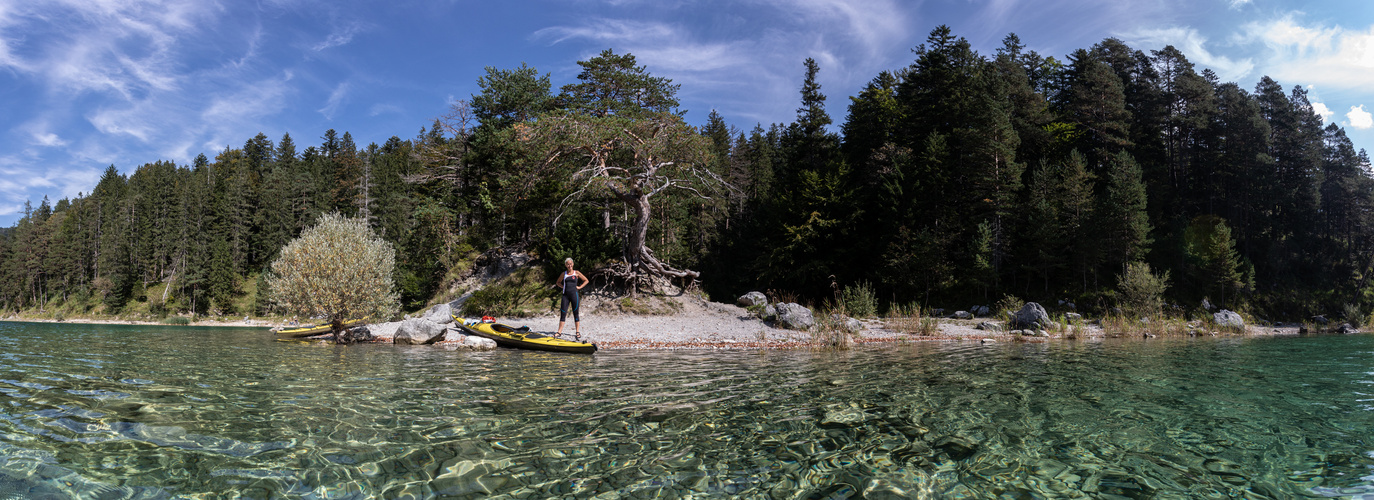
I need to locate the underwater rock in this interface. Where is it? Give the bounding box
[933,436,979,461]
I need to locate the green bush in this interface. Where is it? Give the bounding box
[161,316,191,325]
[1117,262,1170,317]
[839,281,878,318]
[995,295,1024,320]
[1344,303,1363,328]
[462,268,547,318]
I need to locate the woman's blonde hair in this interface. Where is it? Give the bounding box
[564,257,574,266]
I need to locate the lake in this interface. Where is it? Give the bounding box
[0,321,1371,498]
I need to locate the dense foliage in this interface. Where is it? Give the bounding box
[2,27,1371,320]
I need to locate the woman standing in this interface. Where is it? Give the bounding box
[552,258,589,340]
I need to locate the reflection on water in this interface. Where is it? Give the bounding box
[1,321,1373,498]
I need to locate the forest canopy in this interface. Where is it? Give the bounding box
[1,26,1370,321]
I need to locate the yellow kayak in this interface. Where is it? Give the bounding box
[276,318,367,338]
[452,315,597,354]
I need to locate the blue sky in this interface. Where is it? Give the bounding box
[2,0,1372,226]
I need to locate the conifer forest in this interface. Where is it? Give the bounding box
[2,27,1371,321]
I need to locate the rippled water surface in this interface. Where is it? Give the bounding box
[2,322,1374,498]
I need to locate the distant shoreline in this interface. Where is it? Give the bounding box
[1,316,276,328]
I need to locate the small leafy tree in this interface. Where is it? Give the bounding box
[1117,261,1170,318]
[268,213,398,344]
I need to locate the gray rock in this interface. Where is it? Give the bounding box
[1337,323,1357,334]
[1213,309,1245,330]
[830,314,863,333]
[761,304,777,321]
[970,305,990,317]
[368,321,403,340]
[395,318,447,345]
[975,321,1003,331]
[464,335,498,350]
[1065,312,1082,321]
[1201,298,1216,311]
[931,308,945,316]
[774,303,814,330]
[1313,315,1329,325]
[953,310,973,320]
[421,303,454,324]
[737,291,768,307]
[441,328,498,349]
[345,326,375,343]
[1010,302,1050,330]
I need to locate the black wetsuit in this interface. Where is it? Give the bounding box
[560,272,580,322]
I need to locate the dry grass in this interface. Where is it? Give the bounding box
[886,303,940,336]
[1100,314,1193,337]
[811,311,854,350]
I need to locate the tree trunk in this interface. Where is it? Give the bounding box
[617,193,699,287]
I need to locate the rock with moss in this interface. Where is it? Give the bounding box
[1213,310,1244,330]
[737,291,767,307]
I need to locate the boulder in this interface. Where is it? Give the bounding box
[760,304,778,321]
[1010,302,1050,330]
[395,318,447,345]
[774,303,814,330]
[737,291,768,307]
[1337,323,1358,334]
[953,311,973,320]
[970,305,990,317]
[830,314,863,333]
[421,303,454,324]
[367,321,403,340]
[345,326,375,343]
[464,335,498,350]
[1201,298,1216,311]
[442,328,498,349]
[975,321,1003,332]
[931,308,945,317]
[1065,312,1082,322]
[1213,310,1245,330]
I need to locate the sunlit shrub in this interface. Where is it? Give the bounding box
[268,213,399,343]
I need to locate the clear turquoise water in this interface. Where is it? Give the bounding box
[1,322,1373,498]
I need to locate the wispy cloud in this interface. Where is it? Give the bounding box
[368,103,403,117]
[312,21,366,51]
[1121,27,1255,82]
[319,81,350,119]
[533,0,913,127]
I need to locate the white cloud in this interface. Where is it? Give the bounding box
[1121,27,1255,82]
[312,22,367,51]
[1312,102,1336,123]
[763,0,907,57]
[318,82,350,120]
[368,103,403,117]
[1240,15,1374,90]
[1229,0,1252,8]
[1349,105,1373,129]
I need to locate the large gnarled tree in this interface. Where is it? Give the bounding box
[520,50,728,287]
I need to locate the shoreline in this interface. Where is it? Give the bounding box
[1,316,273,328]
[3,300,1314,349]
